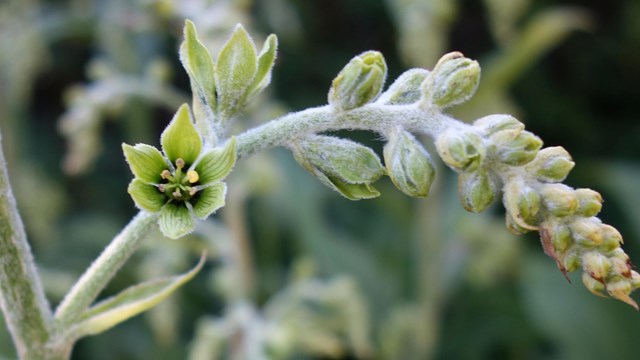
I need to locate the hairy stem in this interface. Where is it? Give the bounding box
[54,211,158,326]
[0,132,54,359]
[234,103,456,159]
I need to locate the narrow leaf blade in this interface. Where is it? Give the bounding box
[69,254,206,339]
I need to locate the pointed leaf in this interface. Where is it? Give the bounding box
[193,182,226,219]
[325,175,380,200]
[159,202,194,239]
[122,143,167,183]
[69,254,206,339]
[246,34,278,99]
[127,179,165,212]
[161,104,202,165]
[179,20,216,108]
[215,24,257,115]
[196,137,236,184]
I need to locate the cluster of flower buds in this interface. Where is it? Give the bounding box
[439,111,640,308]
[316,48,639,307]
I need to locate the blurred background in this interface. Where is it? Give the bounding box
[1,0,640,359]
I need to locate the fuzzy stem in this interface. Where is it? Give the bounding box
[54,211,158,326]
[0,132,54,359]
[234,103,457,159]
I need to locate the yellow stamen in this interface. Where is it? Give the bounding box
[189,187,197,196]
[172,190,182,199]
[161,169,171,179]
[186,170,199,183]
[176,158,185,169]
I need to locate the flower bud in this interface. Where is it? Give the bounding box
[600,224,623,252]
[383,128,435,197]
[503,181,541,229]
[506,213,530,235]
[606,279,638,309]
[473,114,524,137]
[563,249,581,272]
[582,251,611,281]
[490,129,543,166]
[292,135,385,200]
[574,188,602,217]
[526,146,575,183]
[329,51,387,111]
[582,272,606,297]
[377,68,429,105]
[570,217,603,248]
[458,169,498,213]
[610,256,632,278]
[435,128,485,172]
[547,222,573,253]
[539,184,578,217]
[422,52,480,108]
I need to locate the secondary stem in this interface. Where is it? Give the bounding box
[54,211,158,326]
[234,103,454,159]
[0,132,54,359]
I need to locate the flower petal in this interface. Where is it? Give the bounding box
[159,202,194,239]
[122,143,167,183]
[161,104,202,166]
[192,182,226,219]
[195,137,236,184]
[127,179,165,212]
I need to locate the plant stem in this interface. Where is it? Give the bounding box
[234,103,456,159]
[54,211,158,326]
[0,132,54,359]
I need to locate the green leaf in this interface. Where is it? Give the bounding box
[122,143,167,183]
[196,137,237,184]
[127,179,165,212]
[215,24,257,116]
[161,104,202,166]
[325,175,380,200]
[68,254,205,339]
[179,20,216,108]
[246,34,278,99]
[192,182,226,219]
[159,202,194,239]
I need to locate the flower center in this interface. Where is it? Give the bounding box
[157,158,201,202]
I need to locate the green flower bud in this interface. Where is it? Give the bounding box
[435,128,485,172]
[610,256,632,278]
[329,51,387,111]
[563,249,581,272]
[574,188,603,217]
[423,52,480,108]
[489,129,543,166]
[606,279,638,309]
[582,251,611,282]
[582,272,606,297]
[506,212,530,235]
[525,147,575,183]
[377,68,429,105]
[540,184,578,217]
[570,217,603,248]
[600,224,623,253]
[473,114,524,137]
[503,181,541,229]
[383,128,435,198]
[543,220,572,253]
[458,169,498,213]
[293,135,385,200]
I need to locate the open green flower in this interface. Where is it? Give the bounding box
[122,104,236,239]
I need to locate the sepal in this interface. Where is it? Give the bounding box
[122,143,167,183]
[161,104,202,165]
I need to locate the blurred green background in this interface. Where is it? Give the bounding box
[1,0,639,359]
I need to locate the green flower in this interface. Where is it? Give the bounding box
[122,104,236,239]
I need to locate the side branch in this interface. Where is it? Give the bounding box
[234,104,454,159]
